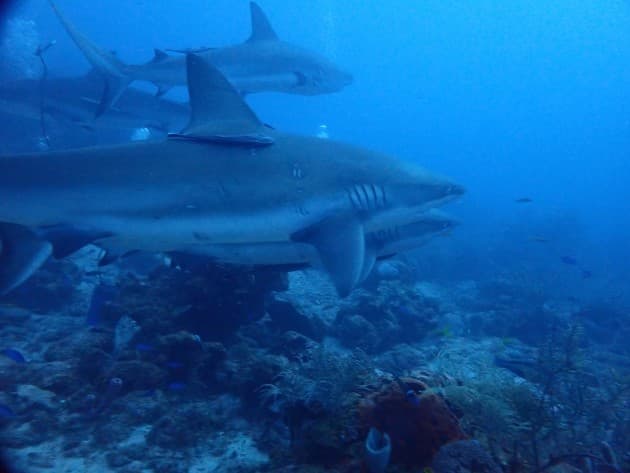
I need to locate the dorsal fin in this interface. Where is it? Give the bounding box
[171,54,273,145]
[247,2,278,42]
[149,48,169,63]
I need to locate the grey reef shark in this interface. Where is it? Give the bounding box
[0,54,464,297]
[48,0,354,116]
[0,70,190,136]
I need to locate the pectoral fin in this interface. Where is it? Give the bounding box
[36,224,113,259]
[0,223,52,296]
[358,252,377,285]
[154,83,172,97]
[292,215,365,297]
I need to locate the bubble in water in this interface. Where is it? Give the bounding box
[316,124,329,139]
[130,127,151,141]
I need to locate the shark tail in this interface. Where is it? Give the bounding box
[0,223,52,296]
[49,0,132,116]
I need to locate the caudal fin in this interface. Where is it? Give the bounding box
[0,223,52,296]
[48,0,131,116]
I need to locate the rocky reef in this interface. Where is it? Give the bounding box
[0,251,628,473]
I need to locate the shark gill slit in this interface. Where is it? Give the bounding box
[356,185,369,210]
[347,188,361,211]
[369,184,380,208]
[359,184,372,210]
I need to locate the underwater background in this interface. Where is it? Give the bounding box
[1,1,629,472]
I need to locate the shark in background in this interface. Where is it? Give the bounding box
[0,54,463,297]
[49,1,353,116]
[176,209,458,284]
[0,70,190,152]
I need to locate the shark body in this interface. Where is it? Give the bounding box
[50,1,353,115]
[0,55,462,296]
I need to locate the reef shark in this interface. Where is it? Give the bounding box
[193,210,457,283]
[0,54,463,297]
[49,1,353,115]
[0,71,189,136]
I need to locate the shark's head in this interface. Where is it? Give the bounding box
[368,210,458,258]
[398,210,459,239]
[361,157,465,229]
[289,50,354,95]
[297,138,465,228]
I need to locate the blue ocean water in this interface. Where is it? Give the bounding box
[0,1,629,472]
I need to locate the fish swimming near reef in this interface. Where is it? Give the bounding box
[0,54,463,297]
[49,0,353,115]
[1,348,26,363]
[0,404,16,419]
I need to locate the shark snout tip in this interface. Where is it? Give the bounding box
[448,183,466,196]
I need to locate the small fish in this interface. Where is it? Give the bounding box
[165,361,185,370]
[135,343,155,353]
[582,269,593,279]
[398,306,414,317]
[0,404,16,419]
[528,235,549,243]
[561,256,578,265]
[515,197,533,203]
[167,382,187,391]
[1,348,26,363]
[172,305,193,317]
[405,389,421,407]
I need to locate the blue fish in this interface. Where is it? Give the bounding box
[561,256,578,266]
[398,306,414,317]
[0,404,16,419]
[405,389,421,407]
[135,343,155,353]
[1,348,26,363]
[165,361,185,370]
[86,283,118,327]
[167,382,187,391]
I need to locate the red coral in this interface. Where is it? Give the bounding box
[359,377,466,468]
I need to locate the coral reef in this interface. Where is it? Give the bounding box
[431,440,501,473]
[358,376,467,468]
[0,261,628,473]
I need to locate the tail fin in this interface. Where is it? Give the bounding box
[48,0,131,116]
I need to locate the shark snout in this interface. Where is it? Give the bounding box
[447,183,466,197]
[341,71,353,87]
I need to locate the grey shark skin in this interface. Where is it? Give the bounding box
[0,55,463,297]
[0,72,189,135]
[49,1,353,115]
